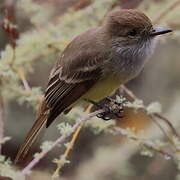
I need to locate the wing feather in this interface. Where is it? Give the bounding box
[44,27,107,127]
[45,68,102,127]
[15,27,107,163]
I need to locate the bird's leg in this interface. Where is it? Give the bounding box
[84,98,111,120]
[84,97,126,120]
[105,97,125,118]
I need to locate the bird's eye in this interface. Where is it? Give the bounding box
[128,29,138,37]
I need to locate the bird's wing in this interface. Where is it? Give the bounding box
[15,28,106,163]
[45,67,102,128]
[45,53,104,127]
[45,28,107,127]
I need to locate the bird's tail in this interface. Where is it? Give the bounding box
[15,99,49,164]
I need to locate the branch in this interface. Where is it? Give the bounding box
[112,127,173,159]
[13,68,31,94]
[121,85,179,138]
[153,113,179,138]
[19,110,103,177]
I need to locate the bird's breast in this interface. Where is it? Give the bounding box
[110,39,154,83]
[82,74,122,102]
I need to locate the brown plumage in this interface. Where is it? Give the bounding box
[15,27,105,163]
[15,9,172,163]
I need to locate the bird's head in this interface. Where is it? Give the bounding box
[105,9,172,47]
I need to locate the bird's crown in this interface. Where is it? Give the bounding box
[107,9,153,29]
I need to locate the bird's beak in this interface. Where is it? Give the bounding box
[150,27,173,36]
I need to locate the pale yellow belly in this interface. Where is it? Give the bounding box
[83,75,122,101]
[73,74,123,107]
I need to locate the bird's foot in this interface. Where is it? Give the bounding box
[84,96,126,120]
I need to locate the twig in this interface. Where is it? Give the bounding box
[149,114,171,141]
[52,104,94,178]
[153,0,180,24]
[149,114,179,153]
[112,127,173,159]
[2,7,30,94]
[154,113,179,138]
[9,45,16,67]
[2,8,19,66]
[121,85,138,100]
[19,110,103,177]
[121,85,179,138]
[13,68,31,93]
[52,124,83,179]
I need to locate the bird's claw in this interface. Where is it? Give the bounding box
[84,97,126,120]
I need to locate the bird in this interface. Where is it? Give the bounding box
[15,9,172,163]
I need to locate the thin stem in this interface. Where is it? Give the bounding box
[20,110,103,177]
[121,85,138,100]
[9,47,16,67]
[149,114,171,141]
[113,127,173,159]
[154,113,179,138]
[52,104,94,178]
[121,85,179,138]
[52,124,83,179]
[14,68,31,93]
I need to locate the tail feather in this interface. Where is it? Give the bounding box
[15,100,49,164]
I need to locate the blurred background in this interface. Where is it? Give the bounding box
[0,0,180,179]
